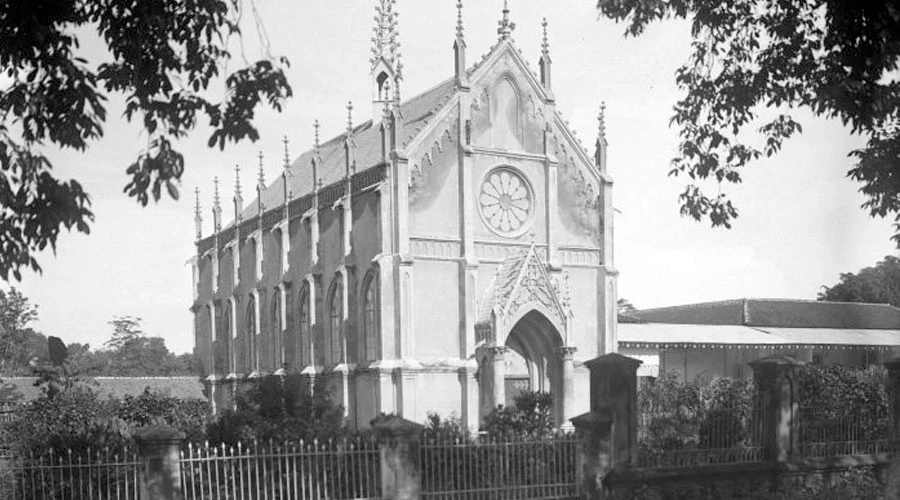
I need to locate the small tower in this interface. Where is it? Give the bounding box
[539,18,552,92]
[497,0,515,40]
[257,151,266,214]
[212,177,222,232]
[371,0,401,119]
[454,0,468,88]
[233,164,243,223]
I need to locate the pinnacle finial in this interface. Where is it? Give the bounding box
[234,164,242,196]
[313,119,320,152]
[257,151,265,187]
[598,102,607,142]
[346,101,354,135]
[382,82,392,122]
[541,18,549,56]
[282,135,291,170]
[498,0,515,39]
[194,187,203,240]
[371,0,401,70]
[213,176,222,231]
[213,177,220,207]
[456,0,464,40]
[194,187,201,216]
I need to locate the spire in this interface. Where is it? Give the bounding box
[371,0,401,69]
[256,151,266,212]
[346,101,356,176]
[539,17,552,91]
[598,102,607,144]
[454,0,468,88]
[234,164,243,221]
[194,187,203,241]
[212,177,222,232]
[497,0,515,40]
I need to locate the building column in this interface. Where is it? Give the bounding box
[489,346,508,410]
[558,346,577,427]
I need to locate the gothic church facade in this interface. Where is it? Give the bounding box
[191,0,618,429]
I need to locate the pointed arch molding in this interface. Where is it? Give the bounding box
[475,245,573,347]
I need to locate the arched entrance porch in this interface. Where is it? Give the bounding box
[478,308,576,426]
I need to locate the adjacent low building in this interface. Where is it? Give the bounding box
[618,298,900,380]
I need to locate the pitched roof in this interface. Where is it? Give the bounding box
[629,298,900,330]
[236,78,458,222]
[0,377,206,405]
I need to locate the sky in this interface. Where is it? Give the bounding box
[9,0,896,354]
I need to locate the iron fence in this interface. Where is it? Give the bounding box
[180,438,381,500]
[0,447,141,500]
[636,388,768,468]
[797,404,892,458]
[419,433,578,500]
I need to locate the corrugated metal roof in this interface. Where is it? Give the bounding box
[618,323,900,348]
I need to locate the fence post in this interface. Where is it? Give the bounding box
[583,353,642,466]
[372,415,424,500]
[571,409,613,500]
[749,354,803,463]
[134,425,186,500]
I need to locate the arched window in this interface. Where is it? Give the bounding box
[363,276,379,361]
[223,301,233,373]
[246,294,257,372]
[298,286,310,368]
[329,281,343,364]
[272,289,283,370]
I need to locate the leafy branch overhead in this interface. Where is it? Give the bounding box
[596,0,900,237]
[0,0,292,280]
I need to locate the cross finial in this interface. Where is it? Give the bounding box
[498,0,515,39]
[541,17,549,56]
[456,0,464,40]
[346,101,354,135]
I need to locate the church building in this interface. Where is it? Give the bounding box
[190,0,618,430]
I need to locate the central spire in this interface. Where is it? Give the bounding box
[497,0,515,40]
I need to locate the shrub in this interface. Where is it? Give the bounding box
[481,390,555,439]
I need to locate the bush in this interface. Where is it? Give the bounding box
[481,391,555,439]
[205,374,347,446]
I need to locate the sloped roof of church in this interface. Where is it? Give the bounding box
[235,77,457,222]
[477,251,530,326]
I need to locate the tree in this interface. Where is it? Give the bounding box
[0,0,292,280]
[596,0,900,239]
[618,298,637,314]
[818,255,900,306]
[0,287,47,374]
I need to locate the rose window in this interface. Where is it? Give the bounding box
[479,168,533,237]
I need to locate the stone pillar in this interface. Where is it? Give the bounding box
[583,353,641,467]
[571,409,613,500]
[749,354,803,462]
[884,358,900,439]
[372,415,423,500]
[558,346,577,426]
[134,426,186,500]
[489,346,508,409]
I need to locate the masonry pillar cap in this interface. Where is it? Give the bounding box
[748,354,805,368]
[371,415,424,438]
[570,408,613,429]
[583,352,643,371]
[135,425,186,444]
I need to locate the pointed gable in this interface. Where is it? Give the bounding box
[477,245,571,343]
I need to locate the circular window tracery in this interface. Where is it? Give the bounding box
[479,167,533,237]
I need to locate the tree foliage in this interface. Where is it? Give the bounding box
[0,0,292,280]
[0,287,48,374]
[596,0,900,239]
[818,254,900,306]
[481,391,555,439]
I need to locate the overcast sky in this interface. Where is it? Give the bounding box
[10,0,895,354]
